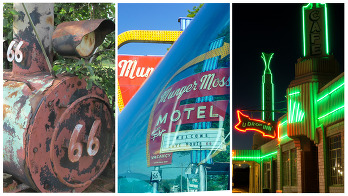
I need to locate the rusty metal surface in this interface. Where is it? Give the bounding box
[3,72,54,186]
[12,3,54,75]
[52,19,115,57]
[4,3,114,193]
[4,167,115,193]
[3,72,114,192]
[3,173,32,193]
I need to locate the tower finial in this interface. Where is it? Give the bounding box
[261,52,274,121]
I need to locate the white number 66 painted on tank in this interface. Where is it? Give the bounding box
[7,40,24,63]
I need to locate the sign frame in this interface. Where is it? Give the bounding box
[234,110,276,139]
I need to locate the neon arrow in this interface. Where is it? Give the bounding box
[234,110,276,139]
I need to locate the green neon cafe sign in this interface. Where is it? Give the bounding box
[302,3,329,57]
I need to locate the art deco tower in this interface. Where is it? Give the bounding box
[261,52,275,122]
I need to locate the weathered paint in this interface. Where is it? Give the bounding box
[75,31,96,57]
[12,3,54,74]
[52,19,115,58]
[3,72,114,192]
[3,80,33,185]
[5,3,114,192]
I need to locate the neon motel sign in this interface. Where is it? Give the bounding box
[234,110,276,138]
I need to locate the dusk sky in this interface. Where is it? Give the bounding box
[232,3,344,150]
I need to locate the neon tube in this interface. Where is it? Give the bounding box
[317,83,344,102]
[318,105,344,120]
[234,110,276,139]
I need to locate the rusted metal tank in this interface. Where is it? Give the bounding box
[53,19,115,58]
[3,3,114,192]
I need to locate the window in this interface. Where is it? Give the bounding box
[263,162,270,188]
[329,134,343,185]
[290,148,297,186]
[282,148,297,186]
[282,151,290,186]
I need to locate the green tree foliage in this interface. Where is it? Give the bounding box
[3,3,115,112]
[207,175,229,191]
[53,3,115,112]
[3,3,17,69]
[174,175,187,192]
[187,4,204,17]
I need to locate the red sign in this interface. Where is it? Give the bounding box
[234,110,276,138]
[147,68,230,167]
[118,55,163,105]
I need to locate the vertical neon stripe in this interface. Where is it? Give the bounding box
[289,99,292,123]
[302,5,307,56]
[324,4,329,55]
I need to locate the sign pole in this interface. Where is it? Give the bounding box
[199,164,206,191]
[152,166,160,193]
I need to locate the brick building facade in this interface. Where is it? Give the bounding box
[233,72,344,193]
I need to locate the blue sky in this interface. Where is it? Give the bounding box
[118,3,201,56]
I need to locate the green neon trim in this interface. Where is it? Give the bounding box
[261,52,274,121]
[279,135,289,140]
[261,151,277,159]
[295,102,300,122]
[261,53,274,74]
[290,101,294,123]
[272,85,274,121]
[318,105,344,120]
[302,4,310,56]
[289,99,292,122]
[233,151,278,160]
[290,101,296,123]
[325,4,329,55]
[262,83,265,120]
[300,111,305,121]
[289,101,305,123]
[288,88,305,124]
[232,157,260,160]
[294,102,298,122]
[288,91,300,96]
[317,83,344,102]
[280,120,287,126]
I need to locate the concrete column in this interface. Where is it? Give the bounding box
[231,163,234,186]
[297,149,302,193]
[277,145,283,191]
[260,160,263,192]
[249,162,255,193]
[270,157,274,192]
[317,127,327,193]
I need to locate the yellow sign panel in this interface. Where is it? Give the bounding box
[117,30,183,112]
